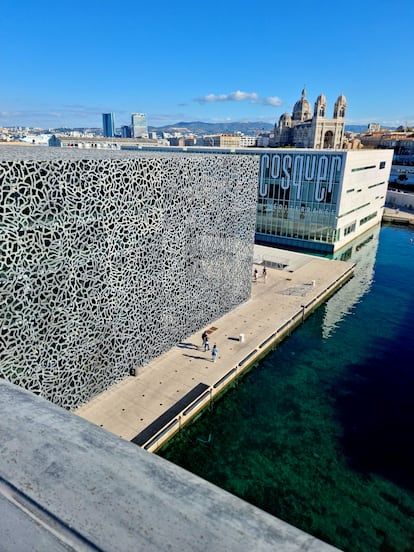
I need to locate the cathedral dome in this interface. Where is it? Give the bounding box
[292,88,311,121]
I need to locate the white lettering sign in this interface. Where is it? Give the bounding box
[259,153,342,202]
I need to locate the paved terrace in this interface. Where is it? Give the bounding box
[383,206,414,225]
[76,245,354,452]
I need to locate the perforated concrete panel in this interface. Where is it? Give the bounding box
[1,148,259,409]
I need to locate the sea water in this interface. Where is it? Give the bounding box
[158,224,414,552]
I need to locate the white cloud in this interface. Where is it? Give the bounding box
[195,90,282,107]
[262,96,283,107]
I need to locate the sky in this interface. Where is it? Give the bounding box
[1,0,413,130]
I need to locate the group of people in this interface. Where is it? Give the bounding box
[201,331,218,362]
[253,266,267,282]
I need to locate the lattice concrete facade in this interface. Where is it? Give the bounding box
[1,147,259,409]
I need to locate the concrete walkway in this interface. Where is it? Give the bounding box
[383,206,414,224]
[76,245,354,450]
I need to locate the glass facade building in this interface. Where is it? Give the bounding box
[257,151,343,248]
[255,148,393,253]
[102,113,115,137]
[121,125,132,138]
[131,113,147,138]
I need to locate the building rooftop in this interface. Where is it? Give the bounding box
[0,144,183,161]
[0,144,257,161]
[0,144,384,164]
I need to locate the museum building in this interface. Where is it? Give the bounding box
[256,148,393,253]
[1,144,392,409]
[1,147,258,409]
[137,144,393,254]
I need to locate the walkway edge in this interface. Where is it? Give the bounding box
[139,263,355,453]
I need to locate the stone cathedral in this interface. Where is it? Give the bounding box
[271,89,347,149]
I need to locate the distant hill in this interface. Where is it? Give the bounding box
[149,122,397,136]
[148,121,274,135]
[345,124,397,133]
[345,125,368,133]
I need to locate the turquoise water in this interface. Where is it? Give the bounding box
[158,224,414,552]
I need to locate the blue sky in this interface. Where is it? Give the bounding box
[1,0,413,129]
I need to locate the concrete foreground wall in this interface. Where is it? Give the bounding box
[0,149,258,409]
[0,380,340,552]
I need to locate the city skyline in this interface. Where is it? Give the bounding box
[1,0,413,130]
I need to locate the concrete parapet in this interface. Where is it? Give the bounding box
[0,380,340,551]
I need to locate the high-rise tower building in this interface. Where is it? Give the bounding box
[102,113,115,137]
[121,125,132,138]
[131,113,148,138]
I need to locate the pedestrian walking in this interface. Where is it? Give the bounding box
[262,266,267,282]
[212,344,218,362]
[253,268,258,282]
[204,335,210,352]
[201,330,208,350]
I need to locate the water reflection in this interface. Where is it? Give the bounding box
[159,225,414,551]
[322,225,380,339]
